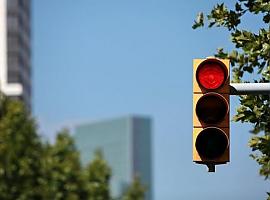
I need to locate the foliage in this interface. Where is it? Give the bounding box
[85,149,111,200]
[0,96,44,199]
[41,130,88,200]
[121,176,146,200]
[193,0,270,197]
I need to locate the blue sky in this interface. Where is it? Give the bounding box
[32,1,269,199]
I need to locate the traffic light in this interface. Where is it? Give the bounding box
[193,58,230,172]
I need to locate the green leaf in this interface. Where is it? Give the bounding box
[192,12,204,29]
[235,2,243,12]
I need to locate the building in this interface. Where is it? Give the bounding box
[0,0,32,110]
[74,116,153,200]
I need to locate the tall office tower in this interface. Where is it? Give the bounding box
[0,0,32,110]
[74,116,153,200]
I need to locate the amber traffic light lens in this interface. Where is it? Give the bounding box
[195,127,228,160]
[196,93,228,124]
[196,60,227,90]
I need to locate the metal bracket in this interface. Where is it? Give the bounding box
[230,83,270,95]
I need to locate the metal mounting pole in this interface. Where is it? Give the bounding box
[207,163,215,172]
[230,83,270,95]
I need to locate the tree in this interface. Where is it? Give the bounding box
[121,176,146,200]
[85,149,111,200]
[0,95,147,199]
[0,96,44,199]
[193,0,270,197]
[42,129,88,200]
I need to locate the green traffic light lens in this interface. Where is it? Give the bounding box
[196,93,228,124]
[195,127,228,160]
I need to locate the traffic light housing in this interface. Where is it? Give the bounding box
[193,58,230,172]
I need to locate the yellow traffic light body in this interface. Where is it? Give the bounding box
[193,58,230,168]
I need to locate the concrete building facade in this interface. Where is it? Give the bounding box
[74,116,153,200]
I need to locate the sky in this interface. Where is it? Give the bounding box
[32,1,269,199]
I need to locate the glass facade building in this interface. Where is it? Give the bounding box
[74,116,152,200]
[0,0,31,110]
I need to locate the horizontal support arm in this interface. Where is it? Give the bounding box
[230,83,270,95]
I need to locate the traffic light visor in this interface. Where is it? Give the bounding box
[195,93,229,124]
[195,127,228,160]
[196,59,227,90]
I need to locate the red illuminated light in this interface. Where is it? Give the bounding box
[196,60,227,90]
